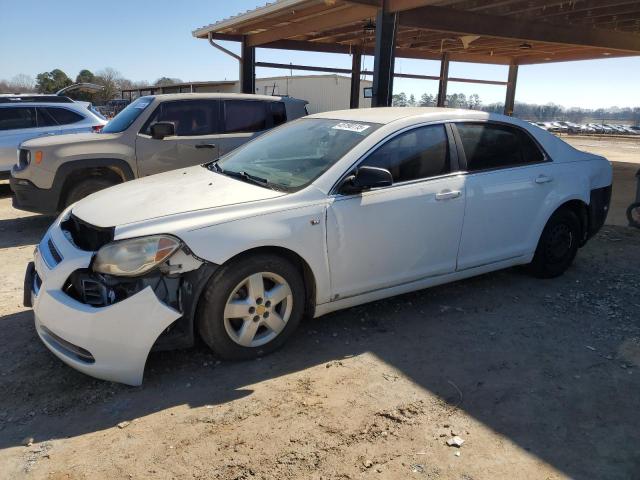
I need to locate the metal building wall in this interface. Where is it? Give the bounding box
[254,75,372,113]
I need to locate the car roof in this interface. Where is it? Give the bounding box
[308,107,493,125]
[148,92,306,104]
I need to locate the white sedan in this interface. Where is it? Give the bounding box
[25,108,612,385]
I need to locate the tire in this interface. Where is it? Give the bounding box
[64,177,117,207]
[197,253,306,360]
[627,202,640,229]
[527,208,581,279]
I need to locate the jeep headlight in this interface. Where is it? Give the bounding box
[93,235,181,277]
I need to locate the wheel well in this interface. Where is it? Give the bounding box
[554,199,589,244]
[59,167,124,209]
[222,246,317,319]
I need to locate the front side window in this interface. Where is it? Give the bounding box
[143,100,220,136]
[102,96,153,134]
[224,100,268,133]
[0,107,36,131]
[214,118,380,191]
[361,124,450,183]
[455,123,545,171]
[44,107,84,125]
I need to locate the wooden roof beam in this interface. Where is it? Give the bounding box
[245,4,378,47]
[398,5,640,53]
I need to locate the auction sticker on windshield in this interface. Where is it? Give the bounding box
[332,122,371,133]
[134,101,150,109]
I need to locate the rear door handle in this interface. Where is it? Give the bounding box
[534,175,553,184]
[435,190,461,201]
[195,143,216,149]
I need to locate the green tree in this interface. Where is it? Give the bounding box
[419,93,435,106]
[75,69,96,84]
[392,92,407,107]
[408,93,416,107]
[154,77,182,87]
[35,69,72,93]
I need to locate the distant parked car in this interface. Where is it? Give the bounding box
[11,93,308,213]
[0,95,107,179]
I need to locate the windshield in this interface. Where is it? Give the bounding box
[214,118,380,191]
[102,97,152,133]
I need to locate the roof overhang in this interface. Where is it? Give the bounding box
[193,0,640,65]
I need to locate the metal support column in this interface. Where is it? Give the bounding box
[504,63,519,116]
[241,36,256,94]
[350,48,362,109]
[371,2,398,107]
[437,53,450,107]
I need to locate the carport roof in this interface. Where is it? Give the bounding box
[193,0,640,65]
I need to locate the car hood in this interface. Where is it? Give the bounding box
[22,132,118,148]
[71,165,285,228]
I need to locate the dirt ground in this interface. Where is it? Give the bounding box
[0,137,639,480]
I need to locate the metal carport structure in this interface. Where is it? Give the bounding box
[193,0,640,115]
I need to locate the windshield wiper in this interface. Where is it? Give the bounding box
[206,162,287,192]
[223,169,270,187]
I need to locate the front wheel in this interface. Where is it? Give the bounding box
[64,177,117,207]
[627,202,640,228]
[527,209,581,278]
[197,254,306,359]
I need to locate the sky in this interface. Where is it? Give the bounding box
[1,0,639,109]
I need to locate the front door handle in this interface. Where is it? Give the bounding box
[435,190,462,201]
[534,174,553,184]
[195,143,217,149]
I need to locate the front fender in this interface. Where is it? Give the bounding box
[180,204,331,305]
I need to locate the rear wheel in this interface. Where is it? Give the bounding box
[627,202,640,228]
[64,177,117,207]
[528,209,581,278]
[197,254,305,359]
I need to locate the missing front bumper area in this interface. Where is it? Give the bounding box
[60,262,218,351]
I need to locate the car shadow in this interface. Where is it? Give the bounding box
[0,214,52,249]
[0,182,12,199]
[1,250,639,480]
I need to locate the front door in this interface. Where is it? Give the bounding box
[327,124,466,299]
[453,122,556,270]
[135,99,221,176]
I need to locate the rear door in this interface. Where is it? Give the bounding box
[0,106,54,171]
[135,99,222,176]
[452,122,555,270]
[216,100,285,156]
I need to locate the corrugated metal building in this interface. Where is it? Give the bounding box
[121,74,372,114]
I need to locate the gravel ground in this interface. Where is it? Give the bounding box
[0,137,639,479]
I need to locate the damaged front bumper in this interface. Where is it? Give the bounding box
[27,215,210,386]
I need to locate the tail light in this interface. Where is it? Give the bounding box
[92,125,104,133]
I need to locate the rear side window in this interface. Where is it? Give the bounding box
[224,100,268,133]
[44,107,84,125]
[361,124,450,183]
[0,107,36,131]
[270,102,287,127]
[455,123,544,171]
[143,100,220,136]
[36,108,58,127]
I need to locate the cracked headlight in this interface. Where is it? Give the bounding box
[93,235,181,277]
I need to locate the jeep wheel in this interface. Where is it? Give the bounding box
[64,177,117,207]
[197,253,305,360]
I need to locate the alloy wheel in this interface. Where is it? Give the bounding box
[223,272,293,348]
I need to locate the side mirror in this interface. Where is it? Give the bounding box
[340,166,393,194]
[150,122,175,140]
